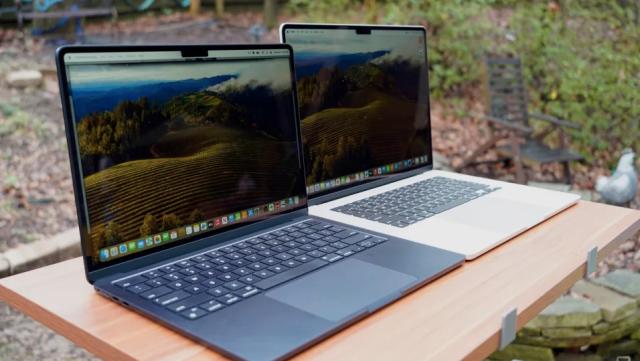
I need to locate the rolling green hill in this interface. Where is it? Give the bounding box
[301,88,428,183]
[84,124,298,256]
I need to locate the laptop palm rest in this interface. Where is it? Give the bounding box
[266,258,416,322]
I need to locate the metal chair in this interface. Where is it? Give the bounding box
[456,55,584,184]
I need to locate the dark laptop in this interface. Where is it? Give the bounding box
[56,44,464,361]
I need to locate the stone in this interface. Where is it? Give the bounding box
[528,296,602,329]
[519,326,542,337]
[596,339,640,357]
[6,70,43,88]
[433,151,452,171]
[592,310,640,334]
[0,256,9,278]
[593,270,640,299]
[556,352,602,361]
[542,327,592,338]
[572,280,637,322]
[490,344,555,361]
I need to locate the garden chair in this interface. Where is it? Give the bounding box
[456,55,584,184]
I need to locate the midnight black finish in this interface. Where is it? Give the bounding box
[96,216,464,361]
[55,44,306,282]
[58,44,465,361]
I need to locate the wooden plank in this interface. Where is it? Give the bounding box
[0,201,639,360]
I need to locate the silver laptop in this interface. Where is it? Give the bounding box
[281,23,580,259]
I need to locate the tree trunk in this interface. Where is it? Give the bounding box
[264,0,276,29]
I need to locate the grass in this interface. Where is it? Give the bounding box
[83,124,299,253]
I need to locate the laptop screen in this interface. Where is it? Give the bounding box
[283,26,432,197]
[61,47,305,267]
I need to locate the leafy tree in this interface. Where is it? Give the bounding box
[161,213,182,231]
[139,213,158,237]
[188,209,204,224]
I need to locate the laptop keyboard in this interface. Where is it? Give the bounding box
[111,219,386,320]
[332,176,499,228]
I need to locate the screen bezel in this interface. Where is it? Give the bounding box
[56,44,307,281]
[281,23,434,204]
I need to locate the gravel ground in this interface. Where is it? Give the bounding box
[0,302,98,361]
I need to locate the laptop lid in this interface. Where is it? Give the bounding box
[281,23,433,204]
[56,45,307,280]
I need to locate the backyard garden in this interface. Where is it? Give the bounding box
[0,0,639,360]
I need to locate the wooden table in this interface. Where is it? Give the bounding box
[1,201,639,361]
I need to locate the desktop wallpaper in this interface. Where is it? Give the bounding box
[288,30,431,186]
[67,58,301,261]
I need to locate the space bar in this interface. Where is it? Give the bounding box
[255,259,328,290]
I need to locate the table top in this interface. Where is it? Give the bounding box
[1,201,639,361]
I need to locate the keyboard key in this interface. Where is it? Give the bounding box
[248,262,266,271]
[342,233,370,245]
[175,260,193,268]
[268,264,287,273]
[208,286,230,297]
[181,307,207,320]
[202,278,220,288]
[142,270,164,279]
[146,278,167,287]
[140,286,172,300]
[331,241,348,249]
[184,275,204,284]
[254,270,275,279]
[155,290,190,306]
[194,262,213,271]
[167,293,211,313]
[255,259,327,290]
[230,259,249,267]
[321,254,343,263]
[233,268,252,276]
[307,250,326,258]
[161,265,178,273]
[334,230,359,239]
[127,283,151,294]
[282,260,300,268]
[199,270,218,278]
[275,253,293,261]
[294,255,312,263]
[318,246,337,253]
[163,273,182,281]
[184,284,205,294]
[224,280,245,291]
[218,294,241,305]
[239,274,259,284]
[114,275,146,288]
[220,246,238,253]
[200,300,224,312]
[218,273,238,282]
[168,280,187,289]
[179,267,198,276]
[235,286,259,298]
[287,248,305,256]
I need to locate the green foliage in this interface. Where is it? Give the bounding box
[188,209,204,224]
[290,0,640,166]
[501,1,640,163]
[139,213,158,237]
[77,97,167,160]
[161,213,182,231]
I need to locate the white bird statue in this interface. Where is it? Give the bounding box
[596,148,637,206]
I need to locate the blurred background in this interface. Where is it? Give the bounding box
[0,0,638,360]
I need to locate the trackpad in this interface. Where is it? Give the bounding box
[266,259,416,322]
